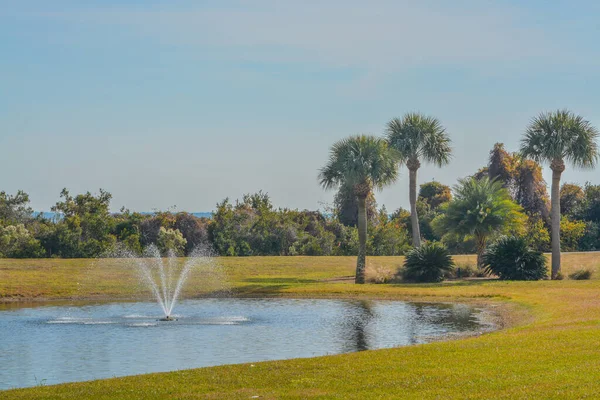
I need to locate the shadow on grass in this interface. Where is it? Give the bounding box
[242,278,319,284]
[231,278,320,296]
[387,278,499,288]
[231,284,292,297]
[226,275,505,299]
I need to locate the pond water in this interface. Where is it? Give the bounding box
[0,299,494,390]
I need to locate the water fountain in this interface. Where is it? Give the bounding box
[117,244,223,321]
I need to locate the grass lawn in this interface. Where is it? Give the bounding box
[2,253,600,399]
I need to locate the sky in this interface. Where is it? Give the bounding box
[2,0,600,213]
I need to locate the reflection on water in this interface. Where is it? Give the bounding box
[0,299,494,390]
[340,300,374,352]
[411,303,481,329]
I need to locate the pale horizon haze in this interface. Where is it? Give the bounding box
[2,1,600,213]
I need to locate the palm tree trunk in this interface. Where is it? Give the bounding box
[476,233,486,269]
[407,159,421,247]
[550,159,565,279]
[356,195,367,284]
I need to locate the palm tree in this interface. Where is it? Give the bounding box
[520,110,599,279]
[386,113,452,247]
[433,177,525,268]
[319,135,399,283]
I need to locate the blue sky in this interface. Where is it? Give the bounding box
[2,1,600,212]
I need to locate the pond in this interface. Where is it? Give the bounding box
[0,298,495,390]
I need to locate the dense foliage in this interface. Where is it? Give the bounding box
[1,177,599,260]
[484,143,550,220]
[0,188,417,258]
[0,224,44,258]
[333,184,378,227]
[432,177,526,267]
[482,236,548,280]
[402,242,454,282]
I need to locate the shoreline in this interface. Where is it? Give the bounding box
[3,256,599,399]
[0,295,517,393]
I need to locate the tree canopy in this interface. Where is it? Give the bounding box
[520,109,599,168]
[319,135,399,194]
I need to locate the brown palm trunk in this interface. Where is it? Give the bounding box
[476,233,487,269]
[407,159,421,247]
[356,195,367,284]
[550,159,565,279]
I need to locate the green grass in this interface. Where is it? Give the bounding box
[1,253,598,300]
[2,253,600,399]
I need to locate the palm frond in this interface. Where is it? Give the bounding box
[433,177,525,238]
[386,112,452,167]
[318,135,399,192]
[521,109,599,168]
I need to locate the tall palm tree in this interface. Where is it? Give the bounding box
[433,177,525,268]
[520,109,599,279]
[319,135,399,283]
[386,113,452,247]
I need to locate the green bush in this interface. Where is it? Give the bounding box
[402,242,454,283]
[569,269,593,280]
[157,227,187,256]
[0,224,45,258]
[482,236,547,280]
[445,263,477,279]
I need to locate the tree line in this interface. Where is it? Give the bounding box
[0,188,409,259]
[1,149,598,261]
[0,110,598,282]
[319,109,598,282]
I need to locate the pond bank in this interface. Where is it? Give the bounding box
[3,256,600,399]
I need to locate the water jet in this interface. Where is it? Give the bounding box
[116,244,222,319]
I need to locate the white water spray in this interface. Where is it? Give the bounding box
[118,244,221,318]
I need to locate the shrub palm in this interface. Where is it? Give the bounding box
[433,177,525,268]
[482,236,547,280]
[402,242,454,283]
